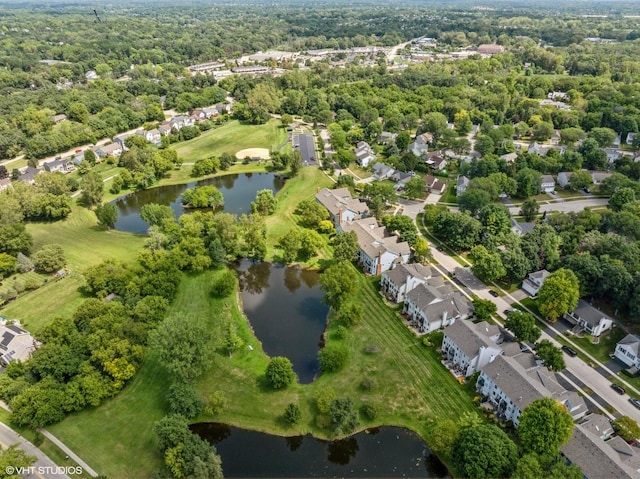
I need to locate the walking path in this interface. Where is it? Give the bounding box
[37,429,98,477]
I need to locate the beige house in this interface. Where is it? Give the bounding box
[0,323,38,366]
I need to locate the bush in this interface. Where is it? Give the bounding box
[167,382,204,419]
[211,270,236,298]
[359,377,375,391]
[329,398,359,435]
[333,325,348,340]
[336,303,363,328]
[361,404,377,420]
[265,356,296,389]
[315,387,336,414]
[284,403,301,425]
[318,344,348,373]
[33,244,66,273]
[207,391,227,415]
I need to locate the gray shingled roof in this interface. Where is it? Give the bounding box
[618,334,640,356]
[578,414,614,440]
[342,217,410,259]
[443,319,500,358]
[383,263,434,287]
[315,188,369,217]
[572,300,613,327]
[562,425,637,479]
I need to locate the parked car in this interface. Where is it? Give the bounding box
[629,398,640,410]
[489,290,499,297]
[562,345,578,357]
[611,383,626,395]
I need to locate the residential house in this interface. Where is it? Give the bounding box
[51,113,67,123]
[529,142,566,156]
[578,414,614,441]
[603,148,622,163]
[548,91,569,101]
[442,320,503,377]
[626,132,636,145]
[378,131,397,144]
[391,171,413,192]
[0,178,11,191]
[591,171,612,184]
[476,355,587,427]
[355,141,375,167]
[613,133,622,148]
[454,176,470,197]
[614,334,640,369]
[342,217,411,275]
[169,115,194,131]
[94,143,122,159]
[500,152,518,163]
[158,122,173,136]
[424,174,447,194]
[17,167,41,184]
[564,300,615,337]
[550,130,562,145]
[511,218,536,236]
[380,263,435,303]
[72,152,84,165]
[556,171,574,188]
[189,109,206,122]
[424,152,447,171]
[477,44,505,55]
[521,269,550,297]
[561,424,639,479]
[408,133,432,157]
[43,158,75,174]
[540,174,555,193]
[0,323,38,366]
[315,187,369,228]
[114,132,135,150]
[202,107,219,118]
[403,281,472,334]
[85,70,98,80]
[371,162,395,181]
[136,129,162,145]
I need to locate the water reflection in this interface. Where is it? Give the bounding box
[190,423,449,478]
[233,260,328,384]
[112,173,285,234]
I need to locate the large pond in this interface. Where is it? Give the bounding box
[191,423,449,478]
[112,172,285,234]
[233,259,328,384]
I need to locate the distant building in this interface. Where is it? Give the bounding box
[564,300,615,337]
[0,323,38,366]
[456,175,470,195]
[355,141,375,167]
[43,159,75,174]
[315,187,369,228]
[477,44,505,55]
[442,320,503,377]
[381,263,435,303]
[403,280,472,334]
[371,162,395,181]
[521,269,550,297]
[424,174,447,194]
[614,334,640,369]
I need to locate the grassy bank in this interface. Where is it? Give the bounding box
[0,207,145,333]
[49,264,479,478]
[172,119,287,163]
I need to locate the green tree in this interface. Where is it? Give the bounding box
[567,170,592,191]
[518,397,574,455]
[535,339,566,371]
[512,453,544,479]
[478,204,511,238]
[140,203,175,228]
[516,168,543,198]
[532,121,555,142]
[404,176,425,199]
[315,387,336,414]
[472,297,497,321]
[610,187,636,212]
[560,127,586,145]
[432,210,481,251]
[318,344,348,373]
[295,199,329,229]
[520,198,539,221]
[452,425,517,479]
[211,270,236,298]
[588,127,616,147]
[336,302,363,328]
[95,202,118,229]
[382,214,418,245]
[225,324,243,358]
[265,356,296,389]
[612,416,640,442]
[469,245,506,282]
[332,231,359,262]
[251,189,277,216]
[0,224,33,256]
[0,253,16,278]
[33,244,66,273]
[429,419,459,462]
[504,311,541,343]
[458,189,491,217]
[0,445,36,478]
[83,149,97,166]
[278,229,302,263]
[284,403,301,425]
[538,268,580,321]
[475,135,495,156]
[79,171,104,208]
[319,263,357,309]
[181,185,224,208]
[246,84,280,124]
[298,229,323,260]
[167,383,204,419]
[329,397,359,435]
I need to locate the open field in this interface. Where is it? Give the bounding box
[49,262,480,477]
[172,120,287,163]
[0,207,145,333]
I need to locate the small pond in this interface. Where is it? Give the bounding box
[191,423,449,478]
[112,172,285,234]
[233,259,328,384]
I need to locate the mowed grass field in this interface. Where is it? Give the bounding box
[0,206,145,333]
[50,263,479,478]
[172,119,288,163]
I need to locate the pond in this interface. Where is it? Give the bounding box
[191,423,449,478]
[233,260,328,384]
[112,172,285,234]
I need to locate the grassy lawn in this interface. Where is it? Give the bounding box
[264,167,333,263]
[439,183,458,204]
[172,120,287,163]
[0,207,145,333]
[347,164,372,180]
[566,327,625,364]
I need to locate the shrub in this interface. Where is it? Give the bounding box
[361,404,377,420]
[265,357,296,389]
[315,387,336,414]
[284,403,301,425]
[359,377,375,391]
[207,391,227,415]
[336,303,363,328]
[318,344,348,373]
[333,325,348,340]
[211,270,236,298]
[33,244,66,273]
[167,383,204,419]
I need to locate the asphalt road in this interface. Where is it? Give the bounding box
[426,243,640,421]
[0,422,71,479]
[293,133,317,165]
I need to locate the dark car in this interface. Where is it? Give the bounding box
[629,398,640,410]
[489,290,499,297]
[562,345,578,357]
[611,383,626,395]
